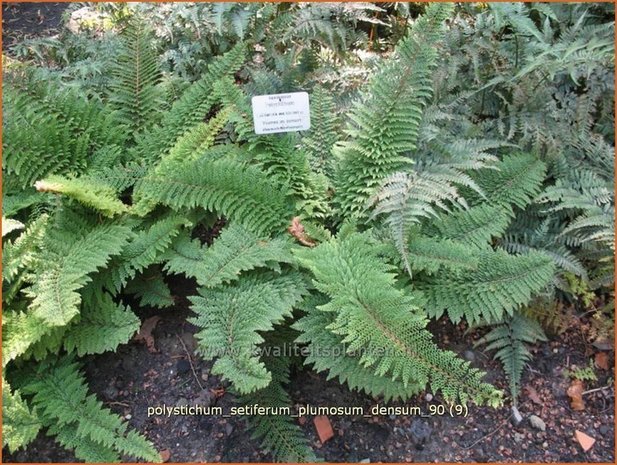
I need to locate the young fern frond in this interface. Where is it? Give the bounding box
[34,175,128,217]
[474,312,547,406]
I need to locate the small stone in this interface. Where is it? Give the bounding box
[176,397,189,408]
[510,406,523,426]
[463,350,476,362]
[125,414,132,420]
[177,359,191,375]
[201,371,209,381]
[225,423,234,435]
[552,348,559,354]
[514,432,525,443]
[599,425,610,436]
[389,414,396,420]
[529,415,546,432]
[360,459,370,463]
[425,393,433,402]
[542,441,548,448]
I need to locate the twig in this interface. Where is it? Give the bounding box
[582,385,614,396]
[176,333,204,391]
[459,416,510,450]
[105,401,130,408]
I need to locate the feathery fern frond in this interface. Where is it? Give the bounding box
[302,85,340,176]
[63,288,140,356]
[294,294,421,401]
[189,272,308,393]
[294,230,503,406]
[124,267,175,309]
[163,223,294,287]
[25,215,132,326]
[108,19,164,138]
[335,3,454,216]
[18,357,159,462]
[474,312,547,405]
[423,249,555,324]
[34,175,128,217]
[239,334,317,462]
[134,158,294,235]
[133,42,246,163]
[2,377,41,453]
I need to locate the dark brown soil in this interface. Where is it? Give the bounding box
[3,275,615,463]
[2,2,68,48]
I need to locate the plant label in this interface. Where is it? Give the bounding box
[251,92,310,135]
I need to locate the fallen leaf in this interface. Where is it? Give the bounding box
[575,430,596,452]
[313,415,334,443]
[524,386,542,405]
[566,379,585,411]
[594,352,609,370]
[160,449,171,462]
[134,316,161,353]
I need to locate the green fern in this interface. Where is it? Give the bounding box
[335,3,454,216]
[2,377,41,453]
[163,223,294,287]
[107,19,164,139]
[16,356,160,462]
[422,249,555,324]
[189,272,308,393]
[474,312,547,405]
[294,229,503,407]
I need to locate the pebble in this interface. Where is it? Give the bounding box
[514,432,525,443]
[463,350,476,362]
[425,393,433,402]
[599,425,610,435]
[103,385,118,400]
[176,397,189,408]
[510,405,523,426]
[125,414,132,420]
[360,459,370,463]
[529,415,546,432]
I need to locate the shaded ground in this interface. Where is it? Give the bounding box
[4,275,615,463]
[2,2,68,48]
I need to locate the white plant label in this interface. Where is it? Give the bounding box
[251,92,310,135]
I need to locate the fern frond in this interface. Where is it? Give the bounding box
[163,223,294,287]
[423,249,555,324]
[468,154,546,211]
[133,42,246,163]
[475,312,546,405]
[25,219,132,326]
[294,294,420,401]
[335,3,454,216]
[294,230,502,407]
[133,158,293,235]
[63,288,140,356]
[189,272,308,393]
[2,377,41,453]
[108,19,164,137]
[124,267,175,309]
[302,85,340,176]
[430,203,512,249]
[239,351,317,462]
[34,175,128,217]
[18,357,159,462]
